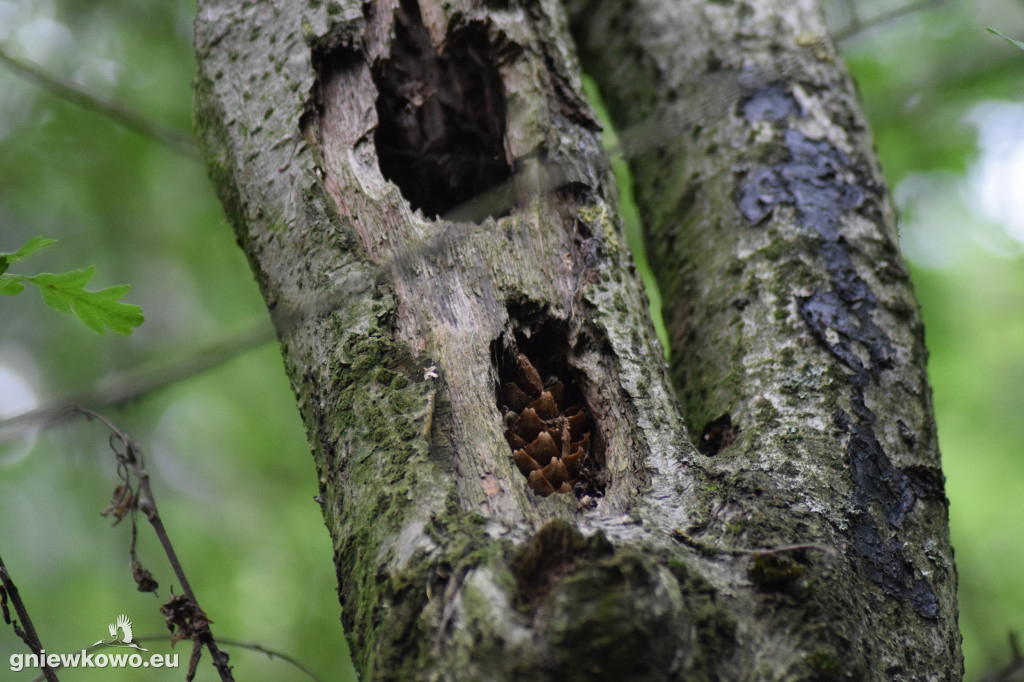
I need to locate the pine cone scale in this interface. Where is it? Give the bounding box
[499,353,599,498]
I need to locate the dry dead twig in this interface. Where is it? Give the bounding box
[72,407,234,682]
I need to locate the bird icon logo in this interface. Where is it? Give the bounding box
[93,614,148,651]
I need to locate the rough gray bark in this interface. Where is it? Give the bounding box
[193,0,960,679]
[567,0,962,677]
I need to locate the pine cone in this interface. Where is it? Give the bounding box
[500,354,592,497]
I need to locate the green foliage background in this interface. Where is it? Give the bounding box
[1,0,1022,679]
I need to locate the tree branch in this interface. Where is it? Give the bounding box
[568,0,960,672]
[0,45,199,158]
[0,553,60,682]
[0,322,274,442]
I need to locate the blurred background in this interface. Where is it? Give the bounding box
[0,0,1021,679]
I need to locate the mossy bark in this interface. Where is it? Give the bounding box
[568,0,961,677]
[193,0,960,679]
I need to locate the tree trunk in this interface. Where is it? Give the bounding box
[193,0,961,679]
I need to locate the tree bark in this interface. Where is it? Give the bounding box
[567,0,962,677]
[193,0,961,679]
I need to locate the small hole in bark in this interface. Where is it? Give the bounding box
[493,308,608,500]
[371,0,512,219]
[698,413,739,456]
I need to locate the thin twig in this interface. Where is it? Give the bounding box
[0,553,60,682]
[979,631,1024,682]
[212,637,324,681]
[832,0,953,42]
[670,529,838,562]
[0,45,199,158]
[73,409,234,681]
[0,322,274,442]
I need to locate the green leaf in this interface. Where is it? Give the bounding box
[1,239,145,334]
[25,267,145,335]
[987,27,1024,51]
[0,237,58,275]
[0,274,26,295]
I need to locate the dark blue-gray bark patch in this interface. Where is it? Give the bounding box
[736,129,863,234]
[736,123,941,618]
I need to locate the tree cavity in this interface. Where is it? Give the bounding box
[372,0,512,219]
